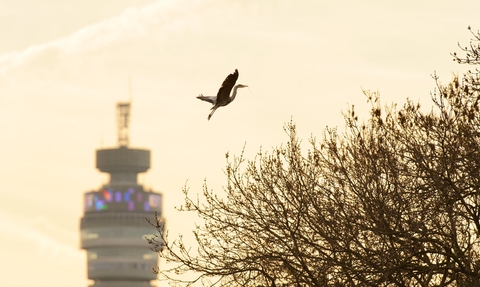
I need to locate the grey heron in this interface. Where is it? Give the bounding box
[197,69,248,120]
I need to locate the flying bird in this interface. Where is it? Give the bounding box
[197,69,248,120]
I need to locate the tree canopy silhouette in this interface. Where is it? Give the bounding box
[148,27,480,287]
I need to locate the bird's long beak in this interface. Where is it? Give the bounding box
[246,86,255,96]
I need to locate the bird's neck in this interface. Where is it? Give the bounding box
[229,85,241,103]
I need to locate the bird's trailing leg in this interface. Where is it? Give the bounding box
[208,107,218,120]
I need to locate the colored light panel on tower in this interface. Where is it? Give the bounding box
[102,189,113,202]
[83,188,162,213]
[115,191,122,202]
[85,194,94,208]
[144,201,150,212]
[95,195,107,211]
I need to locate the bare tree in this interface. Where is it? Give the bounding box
[453,26,480,65]
[452,26,480,93]
[148,30,480,287]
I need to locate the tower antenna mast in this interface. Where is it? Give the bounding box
[116,78,132,147]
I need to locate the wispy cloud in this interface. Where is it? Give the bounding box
[0,0,209,76]
[0,210,82,258]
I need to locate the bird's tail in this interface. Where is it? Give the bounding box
[197,94,216,105]
[208,107,217,120]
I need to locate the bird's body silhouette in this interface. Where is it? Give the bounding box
[197,69,248,120]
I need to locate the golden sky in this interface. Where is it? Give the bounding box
[0,1,479,286]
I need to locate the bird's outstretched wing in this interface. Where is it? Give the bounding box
[215,69,238,105]
[196,94,216,105]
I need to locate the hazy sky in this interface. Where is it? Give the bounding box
[1,1,479,286]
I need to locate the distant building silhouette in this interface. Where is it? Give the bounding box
[80,101,165,287]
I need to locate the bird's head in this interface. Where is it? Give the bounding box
[236,84,248,89]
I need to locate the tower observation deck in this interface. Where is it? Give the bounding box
[80,101,165,287]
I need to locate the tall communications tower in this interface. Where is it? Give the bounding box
[80,100,165,287]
